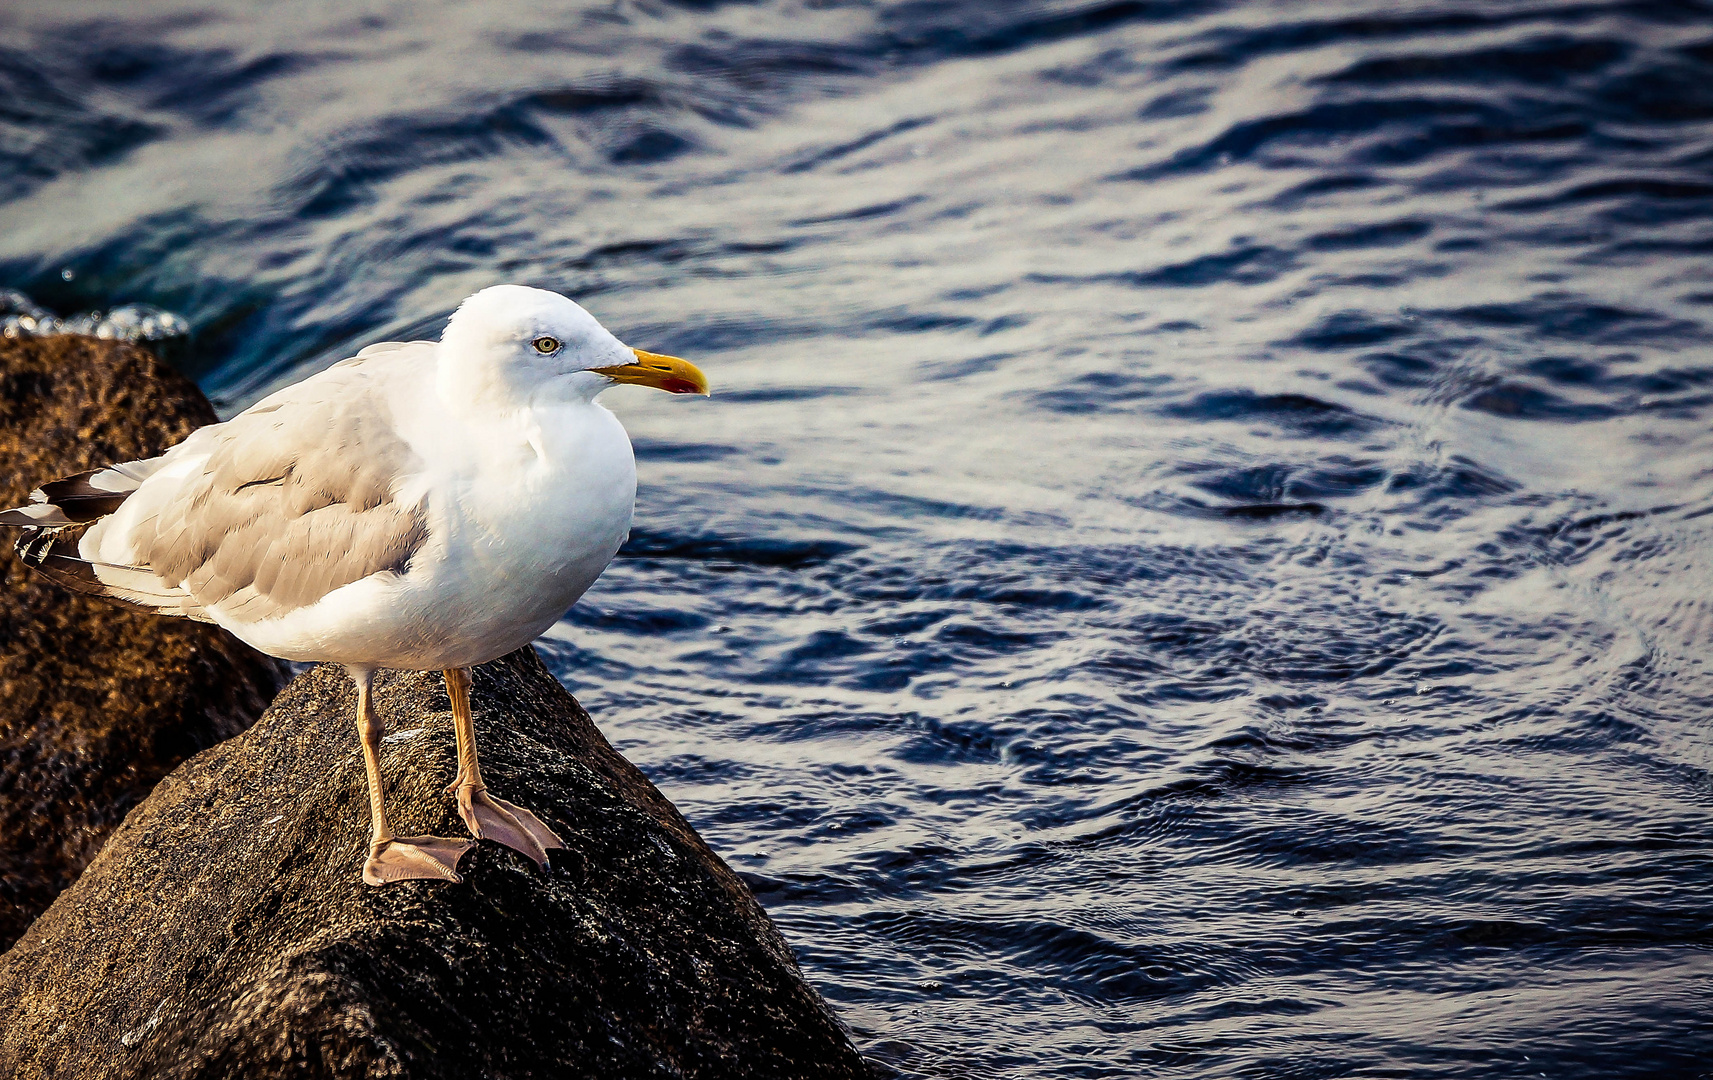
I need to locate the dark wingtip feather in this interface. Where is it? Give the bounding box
[0,503,73,528]
[12,530,201,620]
[35,469,137,522]
[26,555,164,615]
[14,525,52,564]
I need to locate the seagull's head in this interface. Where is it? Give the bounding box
[439,284,708,406]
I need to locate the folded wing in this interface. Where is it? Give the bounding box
[1,344,435,626]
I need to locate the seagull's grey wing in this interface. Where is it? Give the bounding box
[131,362,431,624]
[2,344,437,623]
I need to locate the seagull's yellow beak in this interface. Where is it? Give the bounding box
[591,349,709,395]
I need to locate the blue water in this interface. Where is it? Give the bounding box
[5,1,1713,1075]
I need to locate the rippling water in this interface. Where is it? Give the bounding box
[6,1,1713,1075]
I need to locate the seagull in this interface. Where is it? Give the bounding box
[0,284,708,886]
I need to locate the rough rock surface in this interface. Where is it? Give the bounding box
[0,649,870,1079]
[0,334,287,949]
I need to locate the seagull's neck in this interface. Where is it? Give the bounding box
[435,354,606,420]
[436,353,525,416]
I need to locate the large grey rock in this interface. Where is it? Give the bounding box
[0,648,869,1079]
[0,334,287,949]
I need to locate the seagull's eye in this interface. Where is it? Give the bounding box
[531,336,561,354]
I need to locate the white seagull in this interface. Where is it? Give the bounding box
[0,284,709,886]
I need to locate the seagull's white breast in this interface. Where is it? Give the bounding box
[413,399,639,662]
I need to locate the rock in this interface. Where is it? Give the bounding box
[0,334,287,950]
[0,649,870,1079]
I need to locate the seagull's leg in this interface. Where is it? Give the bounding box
[445,666,565,871]
[353,666,473,886]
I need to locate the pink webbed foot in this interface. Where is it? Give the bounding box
[363,834,475,886]
[456,785,566,871]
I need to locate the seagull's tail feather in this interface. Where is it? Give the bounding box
[11,527,211,621]
[0,502,76,528]
[3,458,210,622]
